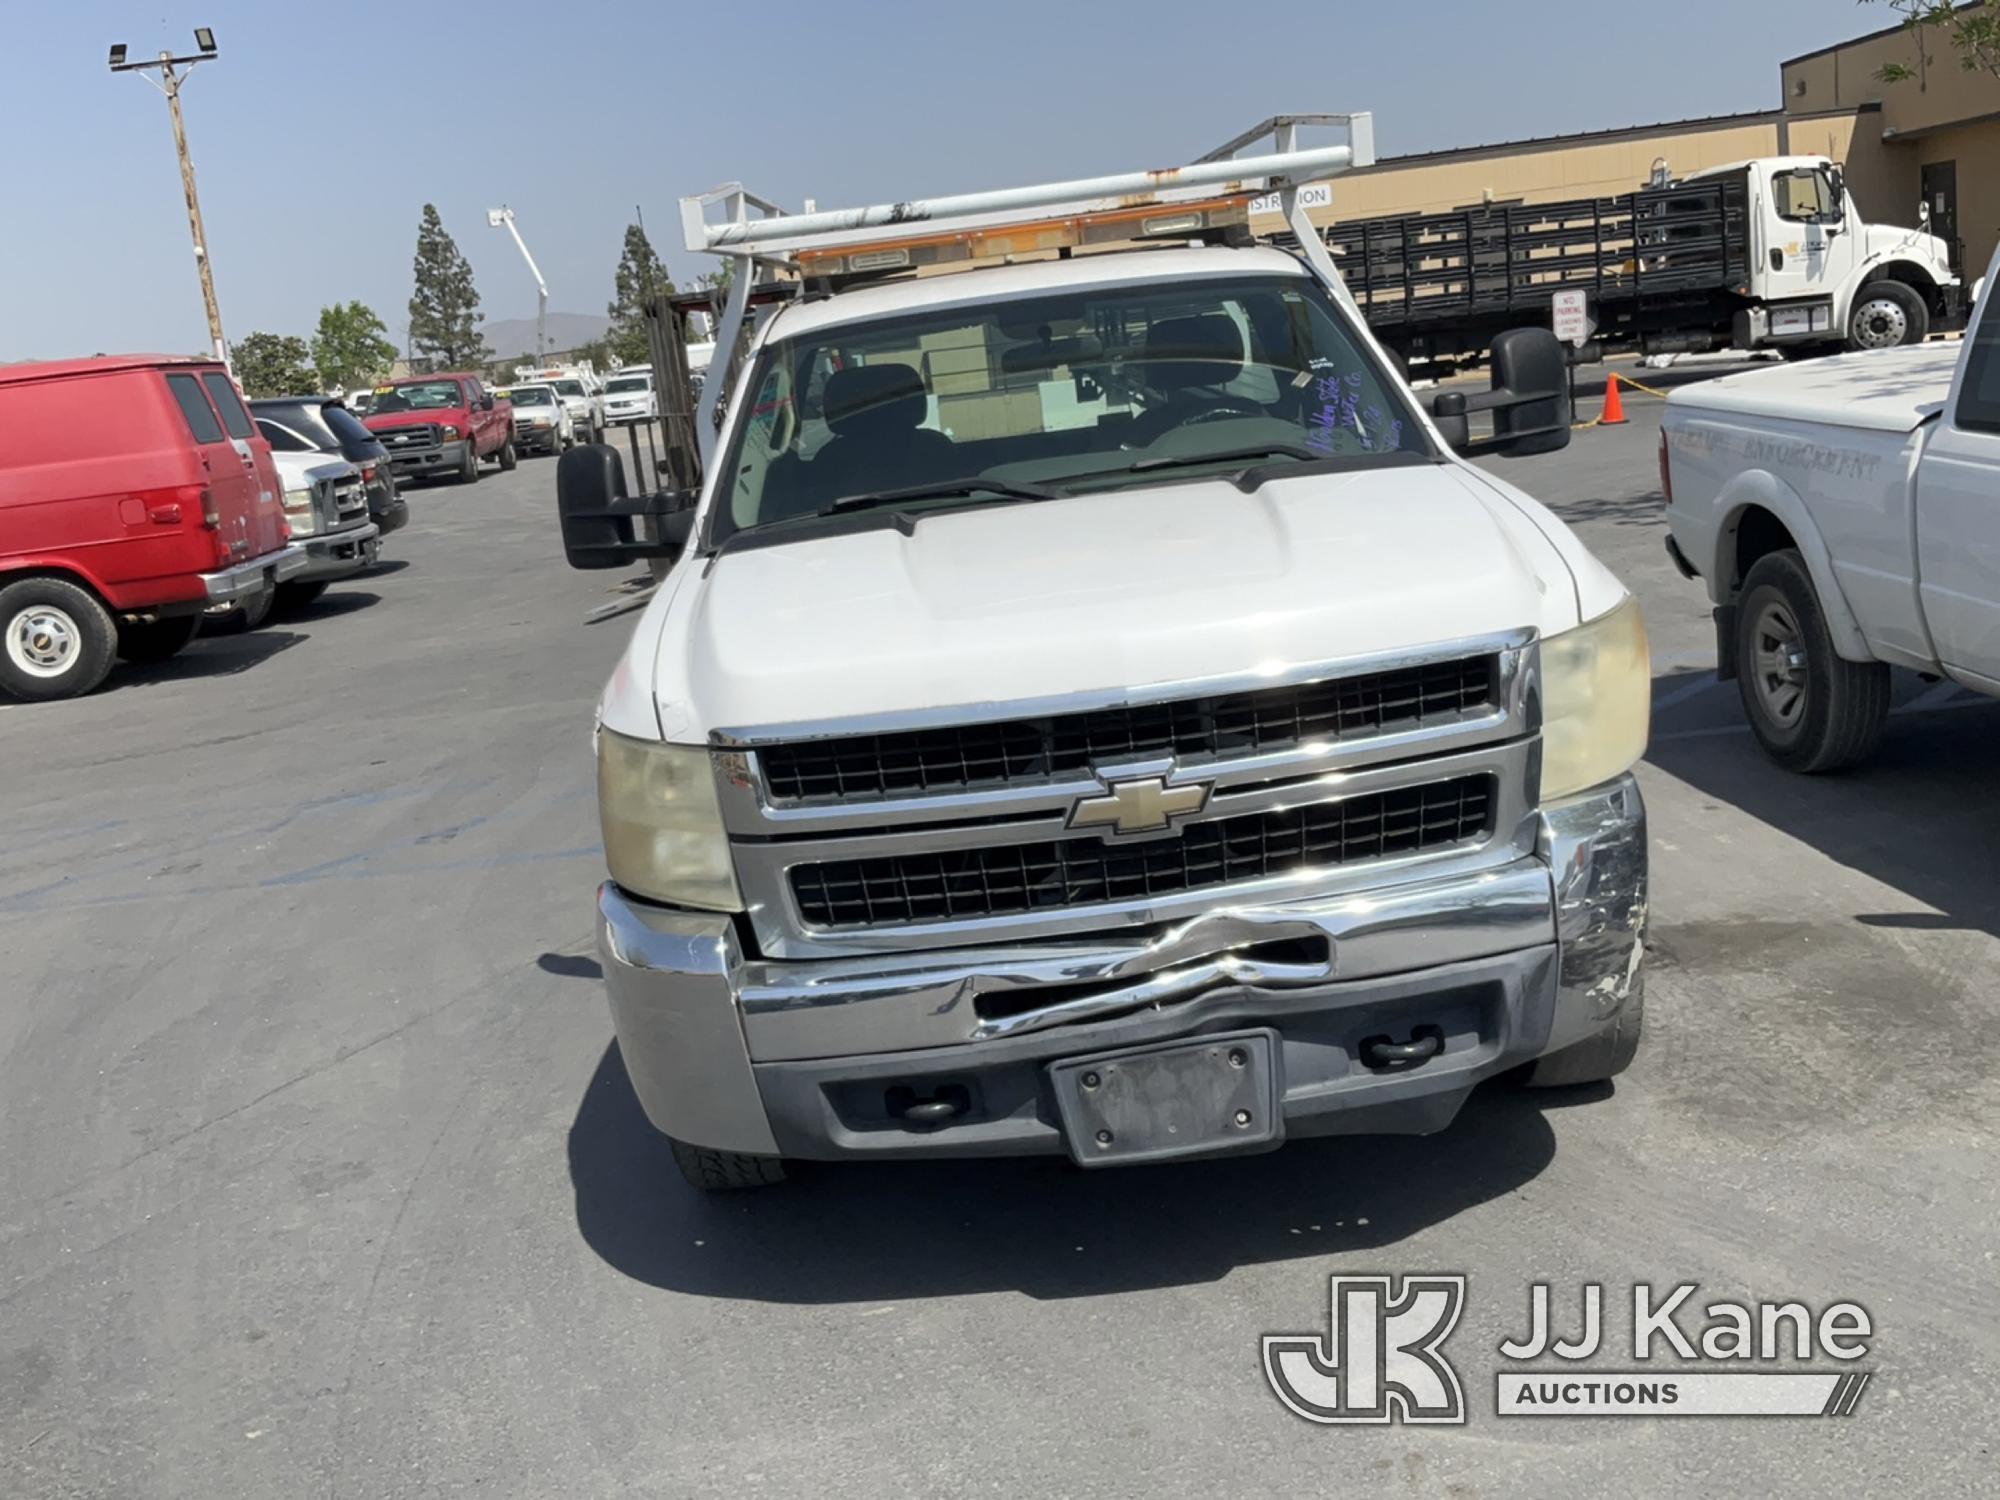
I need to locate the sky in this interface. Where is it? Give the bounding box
[1,0,1892,361]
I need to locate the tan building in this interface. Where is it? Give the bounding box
[1281,11,1999,279]
[1782,10,2000,277]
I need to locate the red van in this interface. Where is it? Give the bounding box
[0,354,305,700]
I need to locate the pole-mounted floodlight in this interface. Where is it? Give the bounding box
[487,205,550,359]
[107,28,230,363]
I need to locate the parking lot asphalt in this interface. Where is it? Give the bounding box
[4,400,1998,1498]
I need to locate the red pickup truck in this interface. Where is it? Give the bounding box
[363,373,515,485]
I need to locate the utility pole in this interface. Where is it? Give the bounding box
[110,29,229,366]
[487,206,549,360]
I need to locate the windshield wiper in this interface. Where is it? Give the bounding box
[1128,443,1323,473]
[828,476,1060,514]
[1055,443,1429,494]
[702,476,1063,568]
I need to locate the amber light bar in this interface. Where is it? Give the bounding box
[796,194,1256,278]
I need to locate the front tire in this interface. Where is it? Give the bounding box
[0,577,116,700]
[1735,549,1890,771]
[114,613,200,665]
[668,1137,788,1192]
[1846,280,1929,351]
[498,438,517,472]
[457,444,479,485]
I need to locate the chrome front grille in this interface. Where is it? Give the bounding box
[715,631,1541,960]
[790,775,1493,929]
[761,655,1497,804]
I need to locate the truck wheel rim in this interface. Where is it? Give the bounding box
[8,606,80,677]
[1852,297,1908,349]
[1750,600,1808,727]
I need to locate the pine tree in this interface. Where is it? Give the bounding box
[606,224,673,368]
[408,204,490,371]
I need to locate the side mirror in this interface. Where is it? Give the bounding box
[1427,327,1571,459]
[557,443,695,570]
[479,394,494,411]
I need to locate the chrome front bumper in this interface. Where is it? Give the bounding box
[297,522,381,581]
[200,543,309,603]
[597,775,1647,1159]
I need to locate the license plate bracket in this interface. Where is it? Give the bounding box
[1049,1030,1281,1167]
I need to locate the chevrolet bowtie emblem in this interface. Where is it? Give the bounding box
[1069,777,1209,837]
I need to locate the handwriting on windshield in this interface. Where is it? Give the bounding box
[1306,371,1401,454]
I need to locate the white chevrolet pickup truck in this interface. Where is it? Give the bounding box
[1663,245,2000,771]
[555,125,1653,1191]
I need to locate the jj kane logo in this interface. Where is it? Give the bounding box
[1264,1276,1875,1424]
[1263,1275,1468,1424]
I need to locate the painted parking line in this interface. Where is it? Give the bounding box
[1653,691,1993,744]
[1653,673,1718,713]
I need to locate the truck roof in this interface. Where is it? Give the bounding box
[1683,154,1829,182]
[769,244,1310,342]
[0,353,216,387]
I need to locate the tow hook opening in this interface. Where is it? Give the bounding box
[1359,1024,1446,1072]
[886,1082,973,1129]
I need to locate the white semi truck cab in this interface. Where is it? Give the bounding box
[1690,154,1959,354]
[555,117,1654,1191]
[1328,153,1960,366]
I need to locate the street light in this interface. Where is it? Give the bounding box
[487,205,550,360]
[109,28,229,365]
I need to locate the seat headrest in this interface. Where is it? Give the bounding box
[823,364,928,437]
[1142,314,1244,392]
[999,333,1105,378]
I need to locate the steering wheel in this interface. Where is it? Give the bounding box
[1173,404,1262,429]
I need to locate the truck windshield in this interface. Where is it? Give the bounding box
[606,376,651,393]
[509,386,556,406]
[711,271,1433,542]
[553,380,586,398]
[374,381,462,413]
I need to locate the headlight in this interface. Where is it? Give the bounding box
[1540,593,1650,800]
[531,413,553,426]
[597,728,742,911]
[441,423,460,439]
[281,486,312,511]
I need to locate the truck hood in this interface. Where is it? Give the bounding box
[629,463,1596,739]
[364,410,466,433]
[268,451,355,485]
[1862,223,1956,281]
[1666,342,1958,434]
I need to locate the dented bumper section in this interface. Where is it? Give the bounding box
[597,775,1647,1160]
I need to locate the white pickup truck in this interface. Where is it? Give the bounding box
[555,121,1654,1192]
[1663,245,2000,771]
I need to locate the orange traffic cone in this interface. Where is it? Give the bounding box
[1601,372,1628,426]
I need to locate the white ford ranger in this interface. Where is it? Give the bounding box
[556,128,1653,1190]
[1663,244,2000,771]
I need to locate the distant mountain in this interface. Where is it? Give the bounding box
[479,311,611,360]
